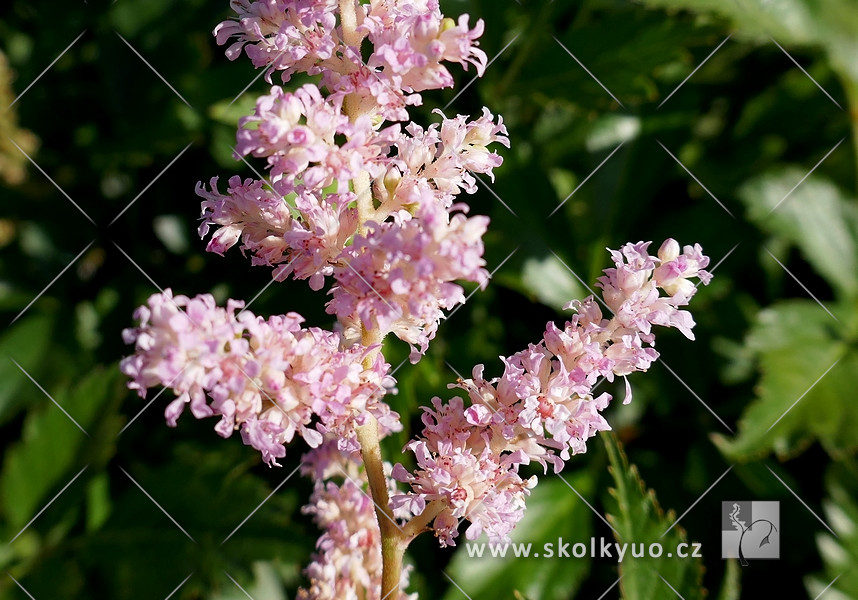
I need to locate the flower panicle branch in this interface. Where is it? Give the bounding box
[390,239,711,548]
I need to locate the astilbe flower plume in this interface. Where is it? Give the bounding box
[216,0,487,120]
[123,0,504,597]
[391,239,711,547]
[120,290,397,465]
[329,201,490,360]
[120,1,712,598]
[196,1,506,360]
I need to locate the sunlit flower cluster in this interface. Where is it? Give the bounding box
[199,0,505,362]
[125,1,501,597]
[121,290,397,465]
[217,0,487,120]
[329,201,490,361]
[391,239,711,545]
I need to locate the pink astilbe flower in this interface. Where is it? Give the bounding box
[275,189,360,289]
[388,108,509,199]
[203,1,509,370]
[363,0,487,92]
[214,0,340,81]
[328,202,489,361]
[198,175,362,290]
[236,84,399,192]
[391,396,537,547]
[298,443,417,600]
[216,0,408,122]
[320,49,419,122]
[121,1,717,597]
[598,239,711,341]
[120,290,398,465]
[391,240,711,544]
[197,175,294,264]
[215,0,488,120]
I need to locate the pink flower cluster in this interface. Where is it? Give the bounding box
[391,240,711,546]
[199,0,507,362]
[197,175,359,290]
[298,443,416,600]
[329,201,489,361]
[122,2,712,598]
[120,290,397,465]
[124,1,504,597]
[234,83,396,191]
[216,0,486,119]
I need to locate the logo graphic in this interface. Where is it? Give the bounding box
[721,501,779,564]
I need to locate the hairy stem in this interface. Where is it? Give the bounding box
[353,196,400,597]
[339,0,361,47]
[355,170,375,235]
[339,0,365,119]
[339,0,373,231]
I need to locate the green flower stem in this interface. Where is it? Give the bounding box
[338,4,411,595]
[355,415,404,598]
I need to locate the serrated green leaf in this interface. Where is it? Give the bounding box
[441,472,594,600]
[713,301,858,460]
[72,444,308,600]
[603,433,706,600]
[739,170,858,298]
[716,559,741,600]
[805,460,858,599]
[1,367,119,532]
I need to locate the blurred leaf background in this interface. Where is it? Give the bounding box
[0,0,856,598]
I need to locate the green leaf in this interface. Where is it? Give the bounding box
[713,300,858,460]
[585,114,642,153]
[716,560,741,600]
[110,0,176,37]
[208,95,259,127]
[85,473,112,532]
[441,471,595,600]
[805,459,858,599]
[637,0,858,86]
[0,314,54,424]
[739,169,858,298]
[0,367,119,533]
[547,10,718,106]
[210,563,289,600]
[603,433,706,600]
[520,254,588,311]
